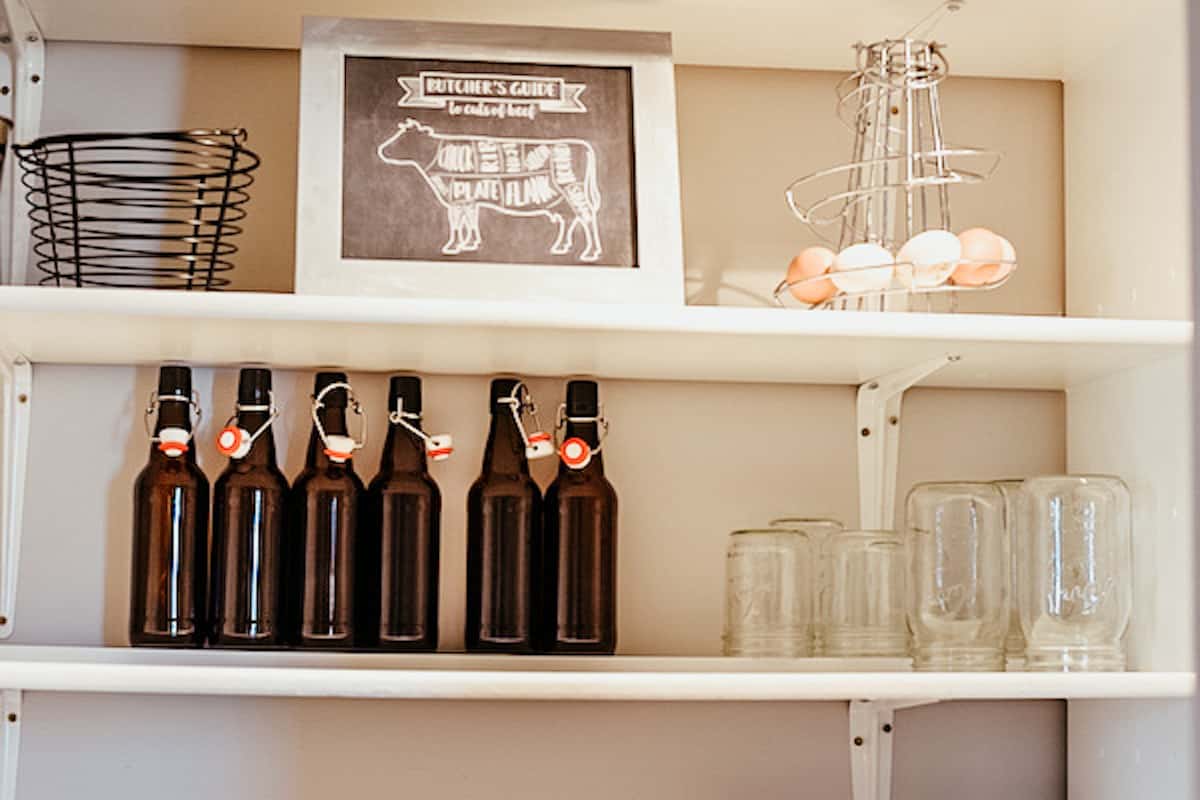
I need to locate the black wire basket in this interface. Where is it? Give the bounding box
[13,129,261,289]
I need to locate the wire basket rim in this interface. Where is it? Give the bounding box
[11,128,251,150]
[772,257,1017,309]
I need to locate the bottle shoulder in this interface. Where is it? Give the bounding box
[215,461,290,492]
[470,471,541,500]
[137,457,208,489]
[548,469,616,498]
[293,464,365,493]
[369,470,440,498]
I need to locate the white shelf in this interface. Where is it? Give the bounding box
[0,287,1189,389]
[27,0,1064,79]
[0,647,1189,701]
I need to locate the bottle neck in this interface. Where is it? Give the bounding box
[561,419,604,475]
[305,405,351,470]
[149,399,195,463]
[236,409,277,467]
[381,417,427,474]
[482,409,529,476]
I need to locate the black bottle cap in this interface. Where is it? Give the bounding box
[489,377,521,412]
[566,379,599,417]
[237,367,272,406]
[157,365,191,398]
[389,375,421,415]
[314,371,349,408]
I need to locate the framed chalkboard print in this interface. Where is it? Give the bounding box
[295,17,685,305]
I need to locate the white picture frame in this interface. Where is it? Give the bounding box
[295,17,685,305]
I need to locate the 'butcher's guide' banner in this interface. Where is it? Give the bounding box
[398,71,589,119]
[342,56,638,269]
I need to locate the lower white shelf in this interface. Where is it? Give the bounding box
[0,646,1189,701]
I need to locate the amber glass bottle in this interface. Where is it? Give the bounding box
[361,376,441,651]
[465,378,542,653]
[130,365,209,647]
[209,367,289,648]
[288,371,364,649]
[539,380,618,654]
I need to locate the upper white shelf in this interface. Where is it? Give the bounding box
[27,0,1065,79]
[0,646,1190,701]
[0,287,1188,389]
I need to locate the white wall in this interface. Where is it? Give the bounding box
[1061,0,1194,795]
[1063,0,1192,320]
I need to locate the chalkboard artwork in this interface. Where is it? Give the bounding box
[342,57,638,269]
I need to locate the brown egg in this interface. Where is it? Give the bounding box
[786,246,837,305]
[951,228,1006,286]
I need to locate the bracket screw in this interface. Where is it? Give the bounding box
[882,723,893,733]
[6,713,15,723]
[0,616,8,625]
[30,74,39,84]
[24,33,37,43]
[853,736,864,746]
[860,427,870,437]
[888,416,898,426]
[0,86,9,96]
[0,36,10,44]
[17,394,27,404]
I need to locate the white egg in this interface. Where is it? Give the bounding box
[896,229,962,289]
[991,235,1016,282]
[832,243,894,294]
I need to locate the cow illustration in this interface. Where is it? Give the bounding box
[377,119,603,262]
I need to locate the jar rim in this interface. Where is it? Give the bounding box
[729,528,809,537]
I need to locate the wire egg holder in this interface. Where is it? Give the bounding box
[13,129,260,289]
[775,9,1016,312]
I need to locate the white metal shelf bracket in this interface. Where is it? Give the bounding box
[0,355,29,639]
[856,354,960,530]
[850,699,938,800]
[0,0,44,287]
[0,690,19,800]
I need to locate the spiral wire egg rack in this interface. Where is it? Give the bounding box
[776,1,1015,311]
[13,129,260,289]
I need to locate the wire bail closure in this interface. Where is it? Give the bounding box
[389,399,454,462]
[555,403,609,470]
[144,390,202,457]
[216,392,280,459]
[497,382,554,460]
[312,381,366,463]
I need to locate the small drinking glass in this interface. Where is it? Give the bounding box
[994,479,1026,669]
[1019,475,1132,672]
[906,482,1009,671]
[723,529,812,657]
[824,530,908,658]
[769,517,843,655]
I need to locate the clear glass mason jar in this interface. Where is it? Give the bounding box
[906,482,1009,671]
[824,530,908,658]
[1019,475,1132,672]
[769,518,844,655]
[994,480,1027,669]
[723,529,812,657]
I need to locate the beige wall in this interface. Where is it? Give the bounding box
[677,67,1064,313]
[25,42,1071,800]
[15,363,1067,799]
[43,43,1065,314]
